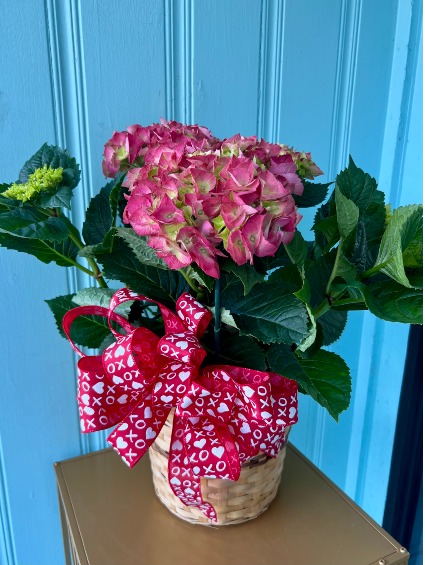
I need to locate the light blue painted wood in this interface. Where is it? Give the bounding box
[0,0,421,562]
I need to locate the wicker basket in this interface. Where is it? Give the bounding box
[149,411,290,525]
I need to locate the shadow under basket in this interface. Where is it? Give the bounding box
[149,411,290,526]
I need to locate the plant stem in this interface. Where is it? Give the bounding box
[360,262,387,280]
[331,297,365,307]
[312,298,331,319]
[214,276,221,362]
[67,230,108,288]
[325,239,343,295]
[179,268,199,292]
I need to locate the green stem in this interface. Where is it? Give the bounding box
[360,262,387,280]
[325,240,343,295]
[312,298,331,319]
[179,268,199,292]
[331,297,365,307]
[67,229,108,288]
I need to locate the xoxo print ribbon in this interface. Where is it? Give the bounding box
[62,288,298,521]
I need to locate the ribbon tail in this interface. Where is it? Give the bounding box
[107,400,169,468]
[167,416,217,522]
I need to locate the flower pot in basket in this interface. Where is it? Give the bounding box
[63,287,298,525]
[149,410,291,525]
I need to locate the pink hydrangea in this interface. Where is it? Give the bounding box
[106,121,322,278]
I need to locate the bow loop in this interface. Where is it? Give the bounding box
[157,331,206,367]
[176,293,212,337]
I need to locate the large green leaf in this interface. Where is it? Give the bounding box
[82,183,114,245]
[98,237,189,305]
[39,186,74,210]
[293,181,332,208]
[284,230,308,269]
[221,260,264,295]
[204,330,267,371]
[374,205,423,287]
[335,186,359,239]
[335,157,380,213]
[0,207,69,241]
[221,266,309,345]
[0,232,79,266]
[267,344,351,421]
[317,309,348,345]
[19,144,80,190]
[115,227,168,269]
[363,280,423,324]
[46,294,112,348]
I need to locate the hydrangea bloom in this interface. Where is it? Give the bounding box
[103,121,323,278]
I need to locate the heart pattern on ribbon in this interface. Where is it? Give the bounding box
[63,288,298,521]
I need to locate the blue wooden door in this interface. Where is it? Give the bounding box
[0,1,421,563]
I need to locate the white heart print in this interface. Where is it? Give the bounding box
[172,440,183,451]
[81,393,90,406]
[146,428,156,440]
[118,422,128,431]
[194,439,206,449]
[144,406,152,419]
[117,395,128,404]
[114,345,126,358]
[217,402,228,413]
[176,340,188,350]
[116,437,128,449]
[92,382,104,394]
[161,395,173,404]
[289,407,296,419]
[84,406,94,416]
[180,396,193,409]
[179,371,191,381]
[170,477,181,486]
[243,386,255,398]
[240,422,251,434]
[113,376,124,385]
[212,447,224,458]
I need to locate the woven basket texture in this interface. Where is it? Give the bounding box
[149,411,289,526]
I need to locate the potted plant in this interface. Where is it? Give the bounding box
[0,120,422,525]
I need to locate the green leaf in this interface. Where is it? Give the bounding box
[98,237,189,306]
[83,183,114,245]
[363,280,423,324]
[317,309,348,345]
[19,144,80,190]
[115,227,168,269]
[254,244,292,273]
[208,331,267,371]
[403,224,423,267]
[305,251,336,308]
[221,260,264,295]
[335,157,380,213]
[73,287,130,317]
[78,228,115,258]
[267,344,351,421]
[284,230,308,268]
[345,220,368,272]
[0,207,69,241]
[188,264,215,292]
[0,232,79,266]
[313,213,339,250]
[335,186,359,238]
[46,294,113,348]
[109,174,125,227]
[374,204,423,287]
[39,186,74,210]
[293,181,331,208]
[222,266,309,345]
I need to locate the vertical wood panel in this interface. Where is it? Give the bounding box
[0,2,81,562]
[192,0,262,137]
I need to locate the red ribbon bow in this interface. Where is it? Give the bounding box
[63,288,298,521]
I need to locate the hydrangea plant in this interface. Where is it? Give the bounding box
[0,120,422,421]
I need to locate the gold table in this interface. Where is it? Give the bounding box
[55,444,409,565]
